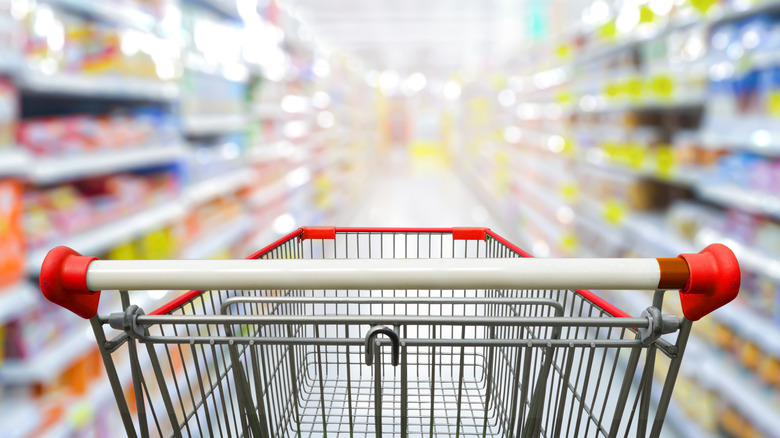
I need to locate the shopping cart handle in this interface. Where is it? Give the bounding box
[39,243,740,321]
[676,244,740,321]
[40,246,100,319]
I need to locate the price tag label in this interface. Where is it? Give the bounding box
[556,44,571,60]
[639,6,655,24]
[605,82,621,100]
[625,78,642,100]
[602,200,627,225]
[626,144,645,169]
[650,75,675,98]
[560,232,579,252]
[689,0,716,15]
[768,91,780,117]
[109,241,136,260]
[599,21,617,41]
[655,146,676,177]
[556,90,572,104]
[559,183,579,201]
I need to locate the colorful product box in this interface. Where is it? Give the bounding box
[0,180,24,290]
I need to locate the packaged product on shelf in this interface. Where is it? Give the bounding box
[22,171,180,249]
[2,306,77,360]
[135,227,176,259]
[717,400,767,438]
[666,201,724,241]
[671,129,728,168]
[577,166,673,211]
[19,111,180,157]
[0,180,24,289]
[758,343,780,392]
[21,2,179,81]
[0,78,16,148]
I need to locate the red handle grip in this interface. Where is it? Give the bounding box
[40,246,101,319]
[678,243,740,321]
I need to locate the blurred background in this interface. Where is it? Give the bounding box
[0,0,779,436]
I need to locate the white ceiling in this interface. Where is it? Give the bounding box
[281,0,590,74]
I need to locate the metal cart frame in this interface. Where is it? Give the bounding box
[40,227,740,437]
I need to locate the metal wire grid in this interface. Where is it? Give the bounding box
[98,231,676,438]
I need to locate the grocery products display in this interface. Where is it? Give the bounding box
[0,1,377,436]
[458,1,780,436]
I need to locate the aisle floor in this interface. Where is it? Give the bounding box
[345,147,502,231]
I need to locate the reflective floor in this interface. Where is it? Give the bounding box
[347,146,501,231]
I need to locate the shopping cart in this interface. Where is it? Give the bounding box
[39,227,740,438]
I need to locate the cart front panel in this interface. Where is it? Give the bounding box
[93,229,684,438]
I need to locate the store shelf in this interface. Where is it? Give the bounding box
[250,139,290,162]
[247,227,282,250]
[0,282,38,324]
[0,148,29,177]
[0,328,95,384]
[28,144,189,185]
[622,212,697,256]
[0,50,21,75]
[40,0,159,32]
[696,226,780,282]
[700,124,780,154]
[685,338,780,436]
[26,201,187,274]
[551,1,780,74]
[253,103,285,120]
[0,399,42,438]
[183,168,254,205]
[576,194,695,258]
[696,184,780,220]
[181,113,249,136]
[181,215,253,259]
[585,158,705,188]
[248,179,287,207]
[17,69,179,101]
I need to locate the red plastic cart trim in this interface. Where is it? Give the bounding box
[40,246,100,319]
[335,227,454,233]
[485,230,631,318]
[247,228,304,259]
[150,228,304,315]
[299,226,336,241]
[677,243,740,321]
[452,227,488,241]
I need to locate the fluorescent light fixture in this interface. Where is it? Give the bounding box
[273,213,297,234]
[443,80,461,100]
[281,95,309,113]
[379,70,400,96]
[498,89,516,107]
[751,129,772,147]
[312,91,331,109]
[547,135,565,153]
[316,111,335,128]
[503,126,522,143]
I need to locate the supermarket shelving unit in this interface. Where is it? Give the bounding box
[459,1,780,436]
[0,1,378,436]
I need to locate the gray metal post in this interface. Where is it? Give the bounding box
[89,316,138,438]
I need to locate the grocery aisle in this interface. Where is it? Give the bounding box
[0,0,778,437]
[345,147,501,230]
